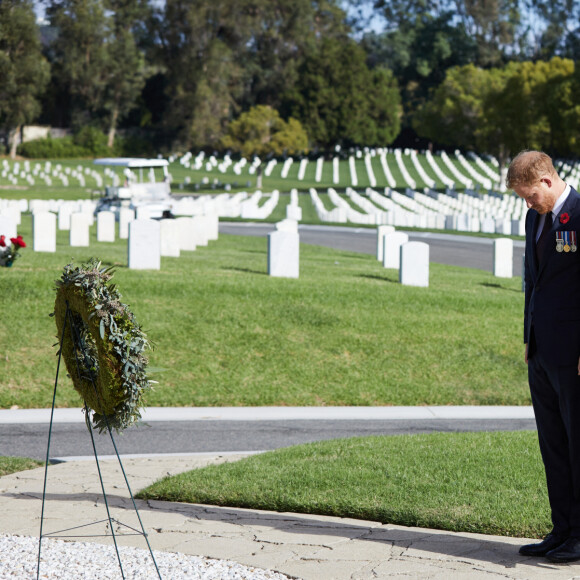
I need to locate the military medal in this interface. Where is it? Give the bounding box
[556,232,564,252]
[564,230,571,252]
[571,231,577,252]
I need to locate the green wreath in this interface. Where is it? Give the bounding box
[53,259,154,433]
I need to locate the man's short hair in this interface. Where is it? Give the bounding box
[506,150,556,189]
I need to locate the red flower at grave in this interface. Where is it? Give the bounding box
[1,235,26,267]
[10,236,26,248]
[560,213,570,224]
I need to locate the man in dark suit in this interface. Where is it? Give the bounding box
[507,150,580,562]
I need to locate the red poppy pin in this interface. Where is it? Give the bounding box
[560,213,570,224]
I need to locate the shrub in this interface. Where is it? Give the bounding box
[18,128,156,159]
[17,136,88,159]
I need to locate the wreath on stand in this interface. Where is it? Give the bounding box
[52,259,154,433]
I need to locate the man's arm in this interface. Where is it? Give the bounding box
[523,212,533,352]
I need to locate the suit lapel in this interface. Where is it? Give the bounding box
[530,210,541,276]
[537,188,580,278]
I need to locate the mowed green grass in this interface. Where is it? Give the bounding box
[0,213,528,409]
[138,430,550,539]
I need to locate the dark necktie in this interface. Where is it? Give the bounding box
[536,212,553,262]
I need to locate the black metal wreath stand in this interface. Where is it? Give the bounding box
[37,302,162,579]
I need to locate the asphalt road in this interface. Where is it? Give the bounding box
[220,222,526,276]
[1,419,537,462]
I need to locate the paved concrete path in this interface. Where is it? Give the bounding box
[3,451,580,579]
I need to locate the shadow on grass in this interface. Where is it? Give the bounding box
[358,273,399,284]
[480,282,522,293]
[222,266,267,276]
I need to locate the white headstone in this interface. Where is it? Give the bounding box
[191,215,210,246]
[97,211,116,242]
[481,217,496,233]
[160,219,180,257]
[286,204,302,221]
[511,219,525,236]
[268,231,299,278]
[1,207,21,226]
[493,238,513,278]
[33,212,56,253]
[176,217,197,251]
[58,206,73,230]
[376,225,395,261]
[0,215,17,239]
[70,213,91,247]
[205,214,219,241]
[128,219,160,270]
[495,218,511,235]
[400,241,429,287]
[119,208,135,239]
[276,219,298,233]
[136,206,152,221]
[383,232,409,269]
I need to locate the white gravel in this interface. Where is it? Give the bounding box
[0,534,294,579]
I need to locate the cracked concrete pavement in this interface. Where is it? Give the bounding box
[2,453,580,579]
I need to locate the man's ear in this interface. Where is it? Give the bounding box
[540,176,553,188]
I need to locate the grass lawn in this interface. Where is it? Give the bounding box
[137,430,550,539]
[0,456,43,477]
[0,214,528,409]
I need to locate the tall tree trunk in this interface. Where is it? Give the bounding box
[9,125,21,159]
[107,106,119,149]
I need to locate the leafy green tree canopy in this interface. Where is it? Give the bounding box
[285,37,401,148]
[220,105,309,158]
[414,57,580,168]
[0,0,50,157]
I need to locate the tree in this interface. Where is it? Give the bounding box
[518,0,580,60]
[283,36,401,148]
[452,0,520,66]
[101,0,150,148]
[413,64,491,153]
[46,0,108,130]
[157,0,350,150]
[495,58,579,158]
[359,7,476,143]
[45,0,149,147]
[414,57,580,171]
[221,105,308,158]
[0,0,50,158]
[220,105,308,188]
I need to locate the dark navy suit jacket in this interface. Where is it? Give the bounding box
[524,186,580,366]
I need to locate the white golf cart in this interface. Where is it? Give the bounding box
[94,157,175,219]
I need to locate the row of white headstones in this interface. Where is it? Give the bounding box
[307,186,527,234]
[376,225,516,285]
[261,219,432,285]
[0,159,106,188]
[3,150,578,197]
[0,197,517,285]
[266,221,516,286]
[0,200,219,271]
[178,148,504,191]
[0,183,526,246]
